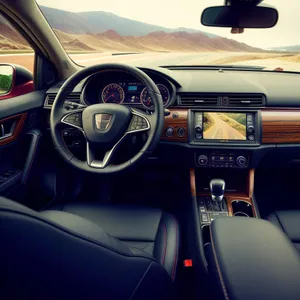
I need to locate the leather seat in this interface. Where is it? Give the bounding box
[268,210,300,252]
[0,197,179,300]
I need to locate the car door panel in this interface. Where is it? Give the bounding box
[0,113,28,146]
[0,91,45,198]
[0,90,45,119]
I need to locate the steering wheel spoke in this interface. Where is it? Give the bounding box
[61,109,84,131]
[86,136,127,169]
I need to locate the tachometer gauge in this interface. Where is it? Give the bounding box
[140,84,170,108]
[101,83,125,104]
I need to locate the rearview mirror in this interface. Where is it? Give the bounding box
[0,65,14,95]
[201,6,278,29]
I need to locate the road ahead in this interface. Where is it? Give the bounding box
[204,113,246,140]
[0,52,234,72]
[1,51,300,73]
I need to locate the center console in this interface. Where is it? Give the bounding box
[188,110,262,170]
[190,167,258,247]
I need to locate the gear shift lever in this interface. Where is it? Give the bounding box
[210,179,225,202]
[210,179,226,211]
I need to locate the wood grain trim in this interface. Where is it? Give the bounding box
[190,168,196,197]
[227,197,257,217]
[161,108,188,142]
[247,169,255,198]
[262,110,300,144]
[0,113,27,146]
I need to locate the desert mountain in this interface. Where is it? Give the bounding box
[0,6,262,53]
[52,29,262,53]
[40,6,217,37]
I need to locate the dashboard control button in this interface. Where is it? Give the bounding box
[236,156,247,168]
[247,125,255,134]
[200,206,206,213]
[177,127,186,137]
[195,133,203,140]
[198,155,208,166]
[248,134,255,141]
[201,213,209,223]
[172,112,179,119]
[195,125,203,133]
[166,127,174,137]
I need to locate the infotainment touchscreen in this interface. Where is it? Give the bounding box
[203,112,247,140]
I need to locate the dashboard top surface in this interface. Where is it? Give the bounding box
[46,67,300,107]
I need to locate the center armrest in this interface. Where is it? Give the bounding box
[208,217,300,300]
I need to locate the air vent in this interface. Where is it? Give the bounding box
[228,95,265,107]
[44,93,81,107]
[180,94,219,106]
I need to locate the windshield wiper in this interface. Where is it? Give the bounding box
[161,65,266,71]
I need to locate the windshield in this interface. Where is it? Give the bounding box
[36,0,300,72]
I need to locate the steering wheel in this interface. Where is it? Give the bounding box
[50,63,164,174]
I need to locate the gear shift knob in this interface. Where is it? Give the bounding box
[210,179,225,203]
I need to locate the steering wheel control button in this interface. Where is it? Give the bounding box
[177,127,186,137]
[166,127,174,137]
[198,155,208,166]
[128,115,149,131]
[63,112,83,128]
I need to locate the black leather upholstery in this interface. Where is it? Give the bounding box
[268,210,300,252]
[46,203,180,280]
[0,197,178,300]
[207,217,300,300]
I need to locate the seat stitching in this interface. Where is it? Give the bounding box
[170,215,178,281]
[129,262,153,300]
[161,222,167,265]
[210,229,230,300]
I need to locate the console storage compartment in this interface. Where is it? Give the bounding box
[207,218,300,300]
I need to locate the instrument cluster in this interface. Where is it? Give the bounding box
[82,70,176,109]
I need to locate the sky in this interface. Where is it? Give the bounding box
[36,0,300,48]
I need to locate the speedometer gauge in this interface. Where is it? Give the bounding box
[140,84,170,108]
[101,83,125,104]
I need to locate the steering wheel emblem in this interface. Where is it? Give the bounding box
[95,114,112,131]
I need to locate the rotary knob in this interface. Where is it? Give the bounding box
[195,124,203,133]
[198,155,208,166]
[236,156,247,168]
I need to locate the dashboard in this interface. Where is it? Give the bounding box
[44,67,300,170]
[82,70,177,109]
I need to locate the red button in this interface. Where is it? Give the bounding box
[183,259,193,267]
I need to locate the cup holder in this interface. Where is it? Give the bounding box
[232,200,254,218]
[234,212,250,217]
